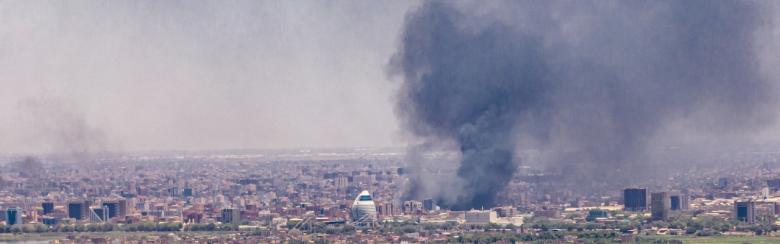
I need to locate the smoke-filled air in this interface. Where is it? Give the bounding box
[389,0,778,210]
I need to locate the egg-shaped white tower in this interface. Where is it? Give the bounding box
[350,190,377,226]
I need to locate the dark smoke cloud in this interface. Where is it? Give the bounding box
[7,156,45,178]
[16,97,109,160]
[390,0,776,209]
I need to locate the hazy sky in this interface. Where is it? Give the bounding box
[3,1,780,156]
[0,1,419,154]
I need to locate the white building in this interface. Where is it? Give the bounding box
[351,190,377,227]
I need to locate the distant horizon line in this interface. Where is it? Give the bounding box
[0,146,410,158]
[5,141,780,159]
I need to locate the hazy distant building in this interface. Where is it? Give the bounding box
[350,190,377,226]
[423,198,435,211]
[68,201,87,220]
[735,200,755,224]
[670,194,689,210]
[168,187,179,196]
[493,206,515,218]
[403,200,423,214]
[623,188,647,211]
[586,209,610,221]
[767,179,780,191]
[753,202,777,223]
[335,176,349,192]
[42,217,57,226]
[221,208,241,225]
[185,212,204,224]
[5,207,21,225]
[465,209,497,224]
[380,202,400,216]
[102,200,126,219]
[718,178,729,189]
[533,208,560,219]
[42,202,54,215]
[651,192,670,221]
[118,199,129,217]
[352,172,375,188]
[570,199,582,208]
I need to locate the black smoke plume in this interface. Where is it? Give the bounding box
[390,0,776,210]
[8,156,45,178]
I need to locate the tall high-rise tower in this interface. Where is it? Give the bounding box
[623,188,647,211]
[735,200,755,224]
[5,207,21,225]
[651,192,670,221]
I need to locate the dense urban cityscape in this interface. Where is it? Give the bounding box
[5,0,780,243]
[0,147,776,243]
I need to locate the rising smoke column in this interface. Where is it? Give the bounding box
[390,0,775,209]
[16,97,109,159]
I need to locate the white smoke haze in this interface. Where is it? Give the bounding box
[0,0,418,155]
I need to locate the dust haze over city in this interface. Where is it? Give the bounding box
[4,0,780,242]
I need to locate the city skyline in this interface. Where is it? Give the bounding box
[3,0,780,242]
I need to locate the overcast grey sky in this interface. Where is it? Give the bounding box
[0,1,419,154]
[3,1,780,156]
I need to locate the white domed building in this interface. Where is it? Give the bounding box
[350,190,377,227]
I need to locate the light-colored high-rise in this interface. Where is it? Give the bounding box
[351,190,377,226]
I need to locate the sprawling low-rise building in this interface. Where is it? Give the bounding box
[465,209,496,225]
